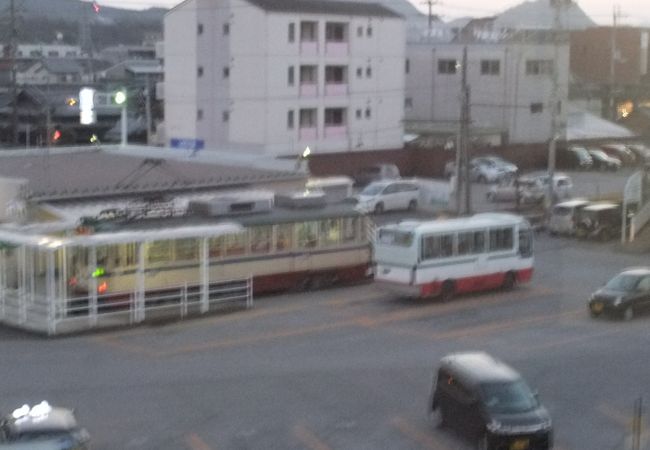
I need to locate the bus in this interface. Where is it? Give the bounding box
[373,213,533,299]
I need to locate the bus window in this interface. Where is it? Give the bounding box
[473,231,486,253]
[489,228,513,252]
[342,217,358,243]
[250,226,271,254]
[518,228,533,257]
[457,232,472,255]
[276,224,294,251]
[320,219,340,246]
[422,234,453,259]
[209,236,223,259]
[297,221,319,248]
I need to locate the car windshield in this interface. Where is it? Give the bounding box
[480,380,539,414]
[590,150,608,159]
[360,184,385,195]
[605,274,641,292]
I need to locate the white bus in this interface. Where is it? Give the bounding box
[373,213,534,299]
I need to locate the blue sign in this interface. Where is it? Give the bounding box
[170,138,205,151]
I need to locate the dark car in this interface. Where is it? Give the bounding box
[558,146,593,170]
[588,268,650,320]
[599,143,636,166]
[587,149,621,171]
[574,202,622,241]
[430,352,553,450]
[626,143,650,165]
[0,401,90,450]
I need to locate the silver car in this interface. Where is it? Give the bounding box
[0,402,90,450]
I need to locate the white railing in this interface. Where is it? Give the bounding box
[0,276,253,335]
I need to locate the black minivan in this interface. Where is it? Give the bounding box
[429,352,553,450]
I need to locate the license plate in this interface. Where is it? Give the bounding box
[591,302,604,313]
[510,439,530,450]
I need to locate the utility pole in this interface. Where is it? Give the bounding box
[460,46,471,215]
[609,5,621,121]
[421,0,438,35]
[9,0,19,146]
[145,76,152,145]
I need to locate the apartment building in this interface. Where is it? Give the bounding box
[405,28,569,145]
[164,0,405,156]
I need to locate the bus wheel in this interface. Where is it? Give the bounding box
[502,272,516,290]
[440,281,455,302]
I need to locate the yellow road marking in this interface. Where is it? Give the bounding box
[292,424,333,450]
[185,432,214,450]
[391,417,451,450]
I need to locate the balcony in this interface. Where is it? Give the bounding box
[324,83,347,96]
[299,127,318,141]
[324,125,347,139]
[299,83,318,97]
[325,42,348,56]
[300,41,318,55]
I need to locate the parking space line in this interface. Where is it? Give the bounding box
[185,432,214,450]
[390,417,452,450]
[292,424,333,450]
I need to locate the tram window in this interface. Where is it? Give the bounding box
[320,219,340,246]
[225,233,246,256]
[209,236,223,258]
[251,226,271,254]
[297,221,318,248]
[489,227,513,251]
[147,240,172,264]
[342,217,358,242]
[125,243,137,266]
[276,224,294,251]
[175,238,198,261]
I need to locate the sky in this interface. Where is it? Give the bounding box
[94,0,650,26]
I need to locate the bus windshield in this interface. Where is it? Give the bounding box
[377,229,414,247]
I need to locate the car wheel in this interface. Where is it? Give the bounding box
[407,199,418,211]
[502,272,516,290]
[622,306,634,321]
[439,280,455,302]
[374,202,384,214]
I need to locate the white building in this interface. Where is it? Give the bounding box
[405,28,570,145]
[164,0,405,156]
[15,43,82,59]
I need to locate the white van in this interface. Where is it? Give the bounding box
[355,180,419,214]
[548,199,590,235]
[305,176,354,203]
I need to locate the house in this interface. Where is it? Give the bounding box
[163,0,406,157]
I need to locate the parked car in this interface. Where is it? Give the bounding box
[575,202,622,241]
[548,198,591,235]
[486,178,542,203]
[626,143,650,165]
[521,172,573,201]
[470,156,518,183]
[587,149,621,171]
[429,352,553,450]
[588,267,650,320]
[0,401,90,450]
[599,143,636,166]
[558,146,593,170]
[352,163,400,187]
[355,179,419,214]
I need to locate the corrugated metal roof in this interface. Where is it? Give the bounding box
[244,0,402,18]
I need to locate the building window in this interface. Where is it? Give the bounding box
[287,110,294,129]
[223,67,229,78]
[223,111,230,122]
[300,21,317,42]
[405,98,413,109]
[405,58,410,74]
[325,22,347,42]
[300,108,317,127]
[366,25,373,37]
[197,23,203,35]
[357,26,363,37]
[530,102,544,114]
[325,107,346,126]
[366,66,372,78]
[525,59,553,75]
[325,66,346,84]
[288,23,295,42]
[481,59,500,75]
[288,66,295,86]
[356,67,363,78]
[356,109,362,119]
[197,109,203,120]
[438,59,457,74]
[365,108,371,119]
[197,66,204,77]
[48,51,59,57]
[223,23,230,35]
